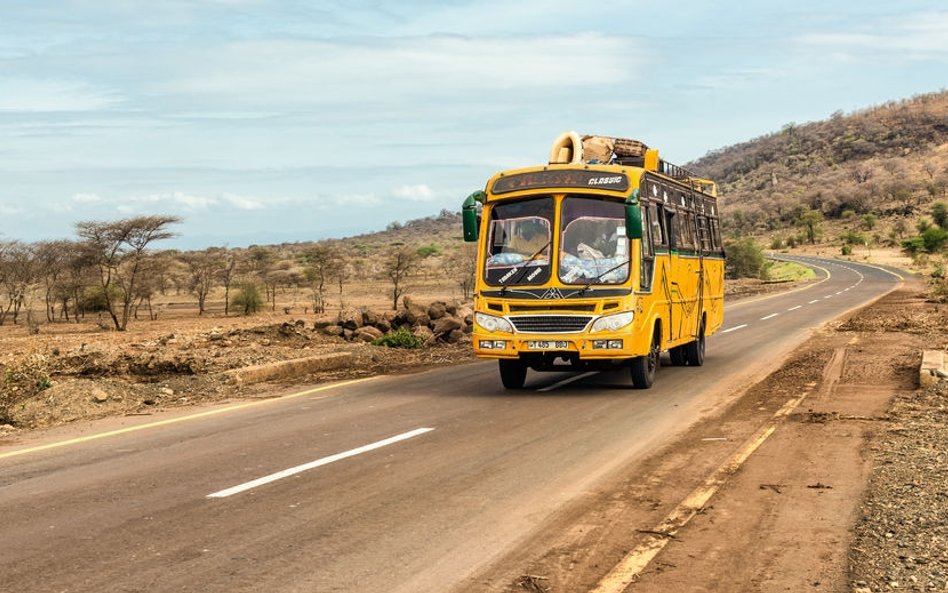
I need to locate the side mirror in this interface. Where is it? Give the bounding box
[462,190,485,242]
[624,203,643,240]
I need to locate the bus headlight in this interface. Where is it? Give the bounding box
[475,312,514,333]
[590,312,634,333]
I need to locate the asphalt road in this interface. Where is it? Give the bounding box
[0,257,901,593]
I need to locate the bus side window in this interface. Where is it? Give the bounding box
[710,218,722,252]
[697,215,711,251]
[685,212,697,249]
[649,203,665,247]
[640,204,654,292]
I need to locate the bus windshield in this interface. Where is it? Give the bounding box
[558,196,629,285]
[483,196,554,286]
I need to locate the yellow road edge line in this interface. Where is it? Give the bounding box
[0,377,378,461]
[845,260,905,281]
[589,389,811,593]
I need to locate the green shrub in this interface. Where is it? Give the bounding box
[921,226,948,253]
[231,283,263,315]
[901,236,925,255]
[725,238,768,279]
[933,201,948,229]
[79,285,122,313]
[372,326,425,349]
[841,244,853,256]
[841,230,867,246]
[416,243,441,258]
[770,236,784,250]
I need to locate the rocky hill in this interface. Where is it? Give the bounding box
[688,90,948,241]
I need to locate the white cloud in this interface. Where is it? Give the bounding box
[330,193,382,207]
[0,78,123,112]
[129,191,217,210]
[394,184,436,202]
[222,193,266,210]
[72,192,102,203]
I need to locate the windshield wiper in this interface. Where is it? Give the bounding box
[499,240,552,295]
[577,258,631,295]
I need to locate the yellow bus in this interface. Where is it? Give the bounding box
[461,132,725,389]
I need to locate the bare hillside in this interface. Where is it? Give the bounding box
[689,90,948,238]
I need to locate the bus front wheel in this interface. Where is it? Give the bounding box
[499,359,527,389]
[630,329,660,389]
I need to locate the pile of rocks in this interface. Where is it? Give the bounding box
[315,297,474,345]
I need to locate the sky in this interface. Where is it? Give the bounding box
[1,0,946,250]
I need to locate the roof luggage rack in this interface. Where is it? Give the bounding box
[548,131,716,196]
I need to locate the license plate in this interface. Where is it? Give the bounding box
[527,340,570,350]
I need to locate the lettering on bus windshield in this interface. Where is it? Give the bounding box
[492,170,629,194]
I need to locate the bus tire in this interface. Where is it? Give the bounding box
[685,319,706,367]
[630,327,660,389]
[499,359,527,389]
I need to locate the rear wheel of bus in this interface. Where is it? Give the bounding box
[499,359,527,389]
[630,324,660,389]
[685,318,706,366]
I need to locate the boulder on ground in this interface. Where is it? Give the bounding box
[338,307,363,330]
[355,326,384,342]
[320,325,345,337]
[432,316,462,337]
[404,297,428,325]
[412,325,436,346]
[427,302,448,320]
[457,305,474,325]
[444,329,466,344]
[362,308,380,327]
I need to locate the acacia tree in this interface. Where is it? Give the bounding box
[384,247,417,310]
[135,252,175,321]
[181,248,221,315]
[444,244,477,300]
[75,215,181,331]
[0,240,36,326]
[33,240,73,322]
[217,251,238,316]
[797,209,824,244]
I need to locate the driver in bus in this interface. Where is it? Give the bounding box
[508,219,549,256]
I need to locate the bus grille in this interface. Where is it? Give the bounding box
[510,315,593,333]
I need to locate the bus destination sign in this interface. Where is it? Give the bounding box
[491,170,630,195]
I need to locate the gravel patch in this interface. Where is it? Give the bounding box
[850,379,948,592]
